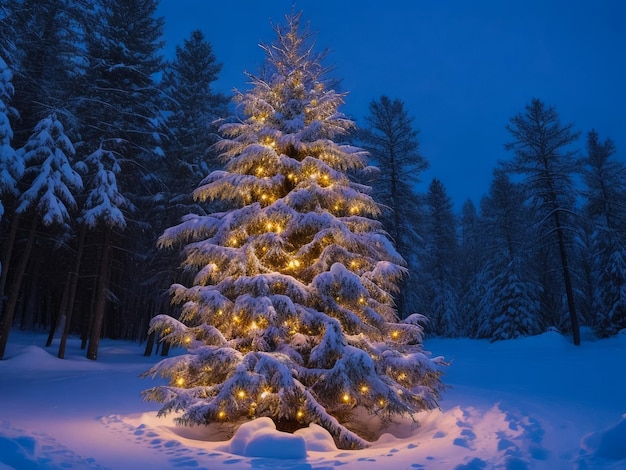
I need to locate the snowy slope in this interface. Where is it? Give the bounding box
[0,329,624,469]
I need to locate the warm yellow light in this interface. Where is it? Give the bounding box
[287,173,295,180]
[261,194,267,201]
[350,260,358,268]
[184,336,192,344]
[250,321,258,330]
[237,390,246,399]
[230,238,238,246]
[266,222,273,230]
[296,410,304,418]
[274,225,282,234]
[218,411,226,419]
[233,315,241,323]
[360,385,369,393]
[358,297,366,304]
[391,330,400,339]
[342,393,350,403]
[256,166,264,175]
[217,310,223,315]
[260,390,270,399]
[378,399,385,407]
[176,377,185,386]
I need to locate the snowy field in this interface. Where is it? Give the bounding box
[0,328,625,469]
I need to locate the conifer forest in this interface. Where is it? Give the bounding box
[0,2,625,437]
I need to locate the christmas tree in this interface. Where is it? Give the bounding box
[142,12,444,449]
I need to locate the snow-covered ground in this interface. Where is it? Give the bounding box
[0,328,624,469]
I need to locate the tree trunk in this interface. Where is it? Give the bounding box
[0,216,37,360]
[86,226,112,360]
[58,224,87,358]
[0,213,20,311]
[143,330,155,356]
[554,211,581,345]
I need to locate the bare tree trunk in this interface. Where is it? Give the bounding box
[58,224,87,358]
[0,216,37,360]
[0,214,20,311]
[86,226,112,360]
[554,211,580,346]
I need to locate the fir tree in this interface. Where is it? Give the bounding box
[360,96,428,318]
[504,98,582,345]
[418,178,459,336]
[581,130,626,335]
[142,13,444,449]
[0,112,82,359]
[160,29,229,201]
[471,169,543,339]
[0,54,20,220]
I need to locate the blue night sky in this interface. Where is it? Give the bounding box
[156,0,626,208]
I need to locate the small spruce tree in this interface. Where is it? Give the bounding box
[142,13,444,449]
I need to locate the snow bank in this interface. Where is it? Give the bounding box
[222,417,307,459]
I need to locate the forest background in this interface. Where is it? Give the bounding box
[0,0,625,363]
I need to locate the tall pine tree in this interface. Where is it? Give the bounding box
[504,98,582,345]
[142,13,444,449]
[360,96,428,318]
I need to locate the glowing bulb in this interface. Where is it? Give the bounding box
[176,377,184,386]
[266,222,273,230]
[360,385,369,393]
[261,194,267,201]
[296,410,304,418]
[391,330,400,339]
[184,336,192,344]
[250,321,258,330]
[218,411,226,419]
[378,399,385,407]
[358,297,365,304]
[237,390,246,399]
[342,393,350,403]
[233,315,241,323]
[230,238,238,246]
[260,391,269,399]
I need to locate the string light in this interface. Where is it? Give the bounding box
[391,330,400,339]
[360,385,369,393]
[296,410,304,418]
[342,393,350,403]
[176,377,185,386]
[218,411,226,419]
[237,390,246,399]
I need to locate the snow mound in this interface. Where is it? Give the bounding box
[294,422,337,451]
[580,414,626,462]
[223,417,307,459]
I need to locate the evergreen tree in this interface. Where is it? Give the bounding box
[142,13,444,449]
[504,98,582,345]
[0,112,82,359]
[160,29,229,202]
[74,0,166,351]
[0,54,20,220]
[418,178,459,336]
[581,130,626,335]
[472,170,543,340]
[2,0,88,147]
[360,96,428,318]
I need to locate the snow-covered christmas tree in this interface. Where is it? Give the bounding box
[142,12,444,449]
